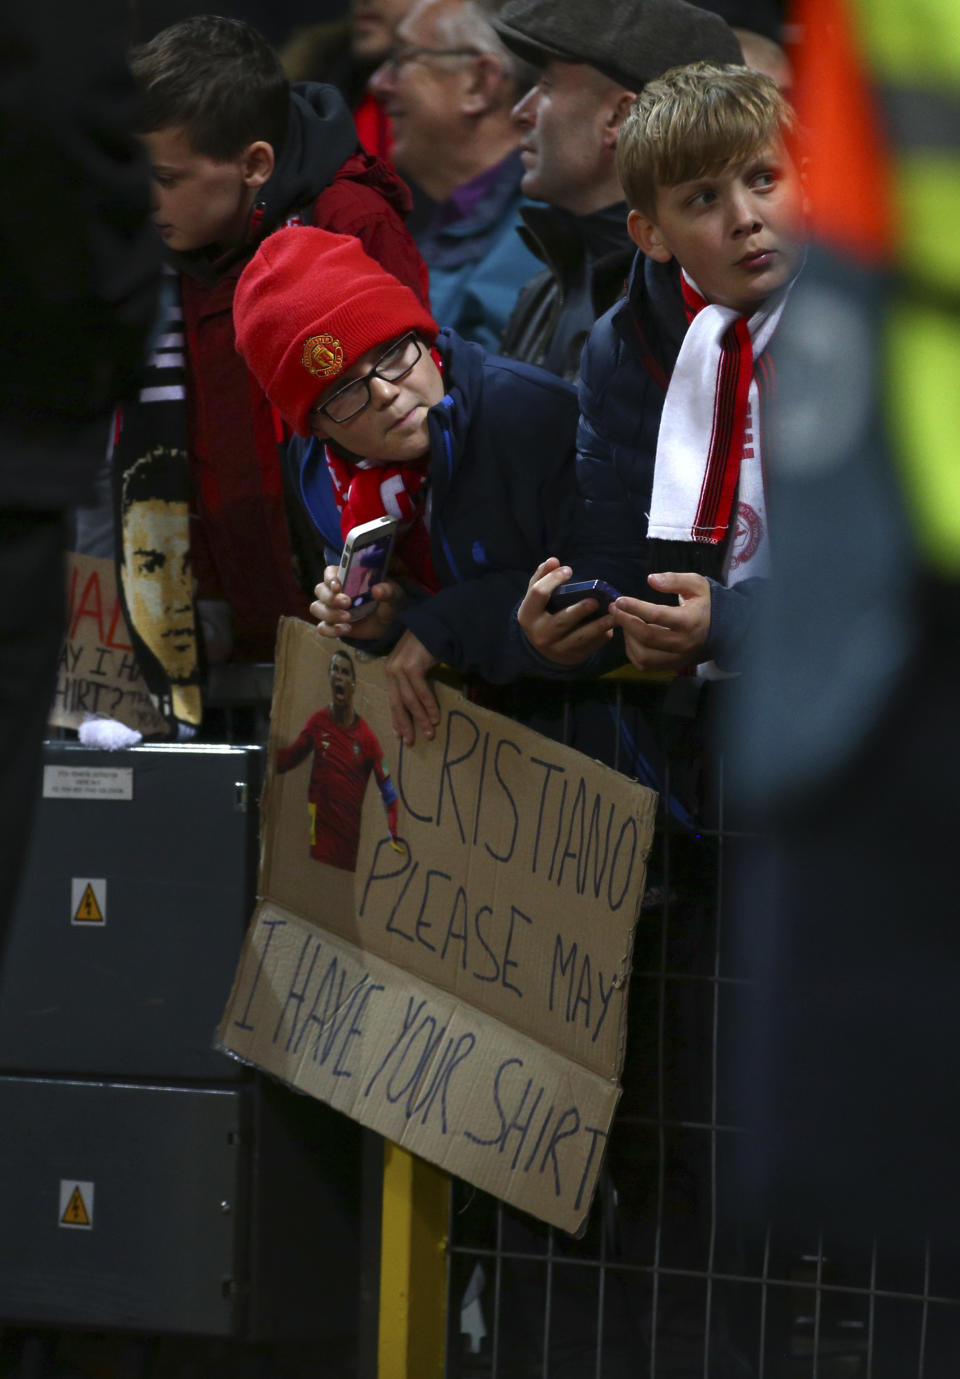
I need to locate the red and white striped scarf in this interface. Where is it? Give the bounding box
[647,271,792,585]
[111,211,315,730]
[111,267,203,729]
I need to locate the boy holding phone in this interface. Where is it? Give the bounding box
[518,63,805,678]
[233,226,580,743]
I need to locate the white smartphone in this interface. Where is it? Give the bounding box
[336,516,399,622]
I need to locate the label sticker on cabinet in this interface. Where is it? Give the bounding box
[43,766,133,801]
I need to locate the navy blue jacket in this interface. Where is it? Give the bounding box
[292,327,579,682]
[552,251,764,675]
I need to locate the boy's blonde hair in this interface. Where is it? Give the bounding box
[617,62,794,220]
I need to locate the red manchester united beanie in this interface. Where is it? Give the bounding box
[234,227,438,437]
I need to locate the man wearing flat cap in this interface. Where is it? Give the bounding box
[495,0,741,379]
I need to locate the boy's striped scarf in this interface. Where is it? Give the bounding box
[647,270,793,587]
[112,212,311,731]
[111,267,202,730]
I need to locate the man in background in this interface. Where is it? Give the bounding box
[281,0,416,160]
[370,0,544,350]
[495,0,741,378]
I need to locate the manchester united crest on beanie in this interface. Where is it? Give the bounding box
[234,227,438,436]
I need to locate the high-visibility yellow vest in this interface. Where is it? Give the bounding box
[791,0,960,574]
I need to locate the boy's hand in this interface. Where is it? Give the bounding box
[612,572,711,672]
[309,566,404,641]
[517,558,615,666]
[384,630,440,746]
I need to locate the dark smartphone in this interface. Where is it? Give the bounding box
[546,578,621,614]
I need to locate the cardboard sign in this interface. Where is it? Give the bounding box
[218,620,657,1233]
[49,553,167,737]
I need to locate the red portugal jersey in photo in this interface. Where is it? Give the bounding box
[276,707,397,870]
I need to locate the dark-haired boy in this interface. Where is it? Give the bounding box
[115,15,428,727]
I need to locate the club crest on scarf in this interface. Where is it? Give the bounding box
[731,500,764,570]
[302,333,344,380]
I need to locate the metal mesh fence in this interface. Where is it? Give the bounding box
[442,678,960,1379]
[41,660,960,1377]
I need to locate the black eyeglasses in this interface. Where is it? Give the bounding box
[382,42,480,74]
[309,334,424,425]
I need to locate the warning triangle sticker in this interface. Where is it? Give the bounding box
[62,1185,91,1227]
[74,883,103,924]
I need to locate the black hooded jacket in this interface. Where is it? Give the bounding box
[119,80,427,664]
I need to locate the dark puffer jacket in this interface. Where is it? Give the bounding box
[564,250,765,672]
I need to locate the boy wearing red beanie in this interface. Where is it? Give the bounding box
[234,226,580,744]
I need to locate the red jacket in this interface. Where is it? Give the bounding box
[178,85,429,660]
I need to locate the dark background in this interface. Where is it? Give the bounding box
[131,0,348,47]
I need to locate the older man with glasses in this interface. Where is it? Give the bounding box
[369,0,544,352]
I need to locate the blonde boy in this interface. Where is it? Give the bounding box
[519,62,804,677]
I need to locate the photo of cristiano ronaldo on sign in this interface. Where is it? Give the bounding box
[275,649,399,871]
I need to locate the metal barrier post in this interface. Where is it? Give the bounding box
[378,1142,449,1379]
